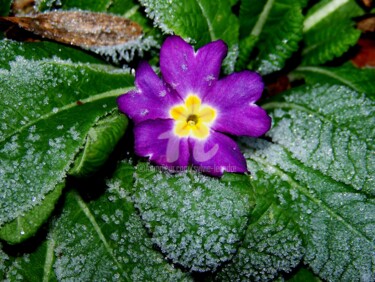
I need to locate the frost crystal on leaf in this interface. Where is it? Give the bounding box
[127,163,253,271]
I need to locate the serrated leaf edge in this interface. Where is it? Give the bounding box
[248,150,373,245]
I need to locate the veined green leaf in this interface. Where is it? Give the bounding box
[51,167,190,281]
[2,163,190,281]
[291,63,375,96]
[238,0,305,74]
[138,0,239,72]
[123,162,254,272]
[264,84,374,193]
[302,0,364,65]
[0,40,133,240]
[4,240,58,282]
[220,84,375,281]
[217,203,304,281]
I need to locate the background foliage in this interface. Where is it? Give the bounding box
[0,0,374,281]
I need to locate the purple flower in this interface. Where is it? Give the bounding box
[117,36,271,176]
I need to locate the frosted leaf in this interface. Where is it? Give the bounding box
[4,240,57,281]
[0,39,134,241]
[218,204,304,281]
[124,162,254,272]
[265,84,374,194]
[51,171,190,281]
[0,182,64,244]
[221,84,375,281]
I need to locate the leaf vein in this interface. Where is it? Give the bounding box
[262,102,370,147]
[73,191,130,281]
[303,0,350,32]
[295,66,359,93]
[43,238,55,282]
[249,153,374,245]
[251,0,274,37]
[195,0,216,40]
[0,87,131,144]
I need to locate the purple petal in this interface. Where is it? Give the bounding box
[204,71,271,137]
[160,36,227,99]
[189,131,247,177]
[117,62,181,124]
[134,119,190,169]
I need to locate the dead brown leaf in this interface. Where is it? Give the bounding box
[357,16,375,32]
[0,11,142,47]
[359,0,373,8]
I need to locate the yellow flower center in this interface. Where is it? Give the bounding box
[170,94,216,139]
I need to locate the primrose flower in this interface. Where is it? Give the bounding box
[117,36,271,176]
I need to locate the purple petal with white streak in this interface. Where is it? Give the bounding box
[189,131,247,177]
[134,119,190,169]
[117,62,181,124]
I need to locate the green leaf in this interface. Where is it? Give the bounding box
[0,182,64,244]
[4,240,58,282]
[0,40,104,65]
[51,165,190,281]
[291,63,375,96]
[0,40,133,239]
[235,35,258,72]
[238,0,305,74]
[220,84,375,281]
[302,0,364,65]
[217,204,304,281]
[2,162,190,281]
[139,0,239,72]
[0,0,11,16]
[69,112,128,177]
[264,84,374,193]
[122,162,254,272]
